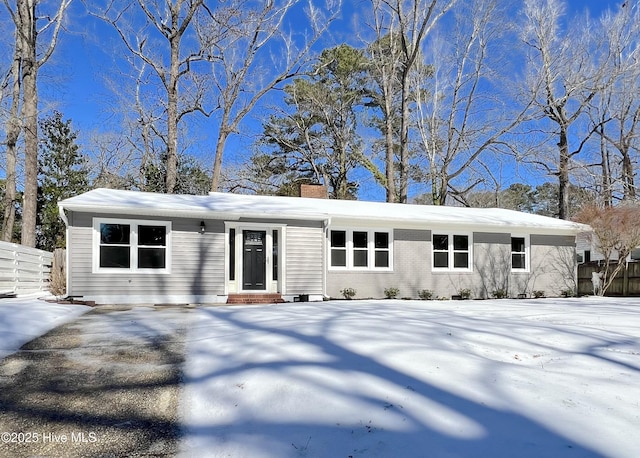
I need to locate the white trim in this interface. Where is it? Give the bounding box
[432,232,473,273]
[77,294,228,305]
[92,218,172,274]
[510,233,530,273]
[225,222,287,294]
[328,227,394,271]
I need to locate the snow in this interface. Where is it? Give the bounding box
[180,297,640,458]
[0,295,90,359]
[59,188,588,233]
[2,295,638,457]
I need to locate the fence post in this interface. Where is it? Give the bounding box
[623,262,629,296]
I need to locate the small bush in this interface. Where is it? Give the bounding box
[418,289,434,300]
[341,287,356,300]
[491,289,508,299]
[384,287,399,299]
[561,289,575,298]
[459,288,472,299]
[533,290,545,298]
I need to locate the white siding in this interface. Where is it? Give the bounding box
[285,224,324,295]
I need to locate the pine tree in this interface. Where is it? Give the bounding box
[38,111,89,251]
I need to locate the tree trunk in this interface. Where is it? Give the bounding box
[621,147,635,200]
[1,41,22,242]
[599,126,612,206]
[165,32,180,194]
[210,130,228,192]
[557,126,570,220]
[20,0,38,247]
[398,70,410,203]
[382,81,397,203]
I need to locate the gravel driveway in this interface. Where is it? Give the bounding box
[0,305,192,458]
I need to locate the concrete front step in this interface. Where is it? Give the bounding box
[226,294,285,305]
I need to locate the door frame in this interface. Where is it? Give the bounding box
[225,222,286,294]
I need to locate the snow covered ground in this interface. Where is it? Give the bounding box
[0,295,90,359]
[180,297,640,458]
[2,295,638,457]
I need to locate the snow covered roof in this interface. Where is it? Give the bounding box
[59,188,588,234]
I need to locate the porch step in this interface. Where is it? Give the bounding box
[226,293,285,305]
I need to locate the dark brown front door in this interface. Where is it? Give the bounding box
[243,230,266,290]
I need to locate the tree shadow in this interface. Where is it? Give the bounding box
[181,302,612,457]
[0,306,190,457]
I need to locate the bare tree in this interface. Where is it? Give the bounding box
[91,0,208,193]
[1,28,22,242]
[575,204,640,295]
[368,0,457,203]
[521,0,606,219]
[2,0,71,246]
[414,0,529,205]
[587,3,640,203]
[364,4,404,202]
[197,0,341,192]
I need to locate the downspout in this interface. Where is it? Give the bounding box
[323,217,331,300]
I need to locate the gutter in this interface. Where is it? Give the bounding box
[323,217,331,300]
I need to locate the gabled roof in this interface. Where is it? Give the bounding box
[59,188,588,234]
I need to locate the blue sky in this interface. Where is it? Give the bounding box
[7,0,629,200]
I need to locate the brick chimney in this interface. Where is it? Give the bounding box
[299,184,328,199]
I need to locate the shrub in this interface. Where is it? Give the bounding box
[384,287,399,299]
[459,288,472,299]
[418,289,434,300]
[491,289,508,299]
[561,289,575,298]
[533,290,545,298]
[340,287,356,300]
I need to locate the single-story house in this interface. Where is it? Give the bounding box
[58,186,588,304]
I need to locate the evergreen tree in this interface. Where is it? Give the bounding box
[38,112,89,251]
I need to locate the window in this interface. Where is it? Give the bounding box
[374,232,390,268]
[330,230,347,267]
[94,219,171,273]
[229,229,236,280]
[329,229,393,270]
[511,235,529,272]
[432,233,471,271]
[353,231,368,267]
[99,223,131,268]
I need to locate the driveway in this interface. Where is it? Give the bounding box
[0,305,192,458]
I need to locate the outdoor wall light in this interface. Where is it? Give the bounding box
[200,221,206,234]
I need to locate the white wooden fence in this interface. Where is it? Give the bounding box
[0,241,53,296]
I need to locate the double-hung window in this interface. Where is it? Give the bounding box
[432,233,472,271]
[329,229,392,270]
[94,218,171,273]
[511,235,529,272]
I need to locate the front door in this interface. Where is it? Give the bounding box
[243,230,266,290]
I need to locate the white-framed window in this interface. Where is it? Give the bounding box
[432,233,472,271]
[93,218,171,273]
[511,235,530,272]
[329,228,392,270]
